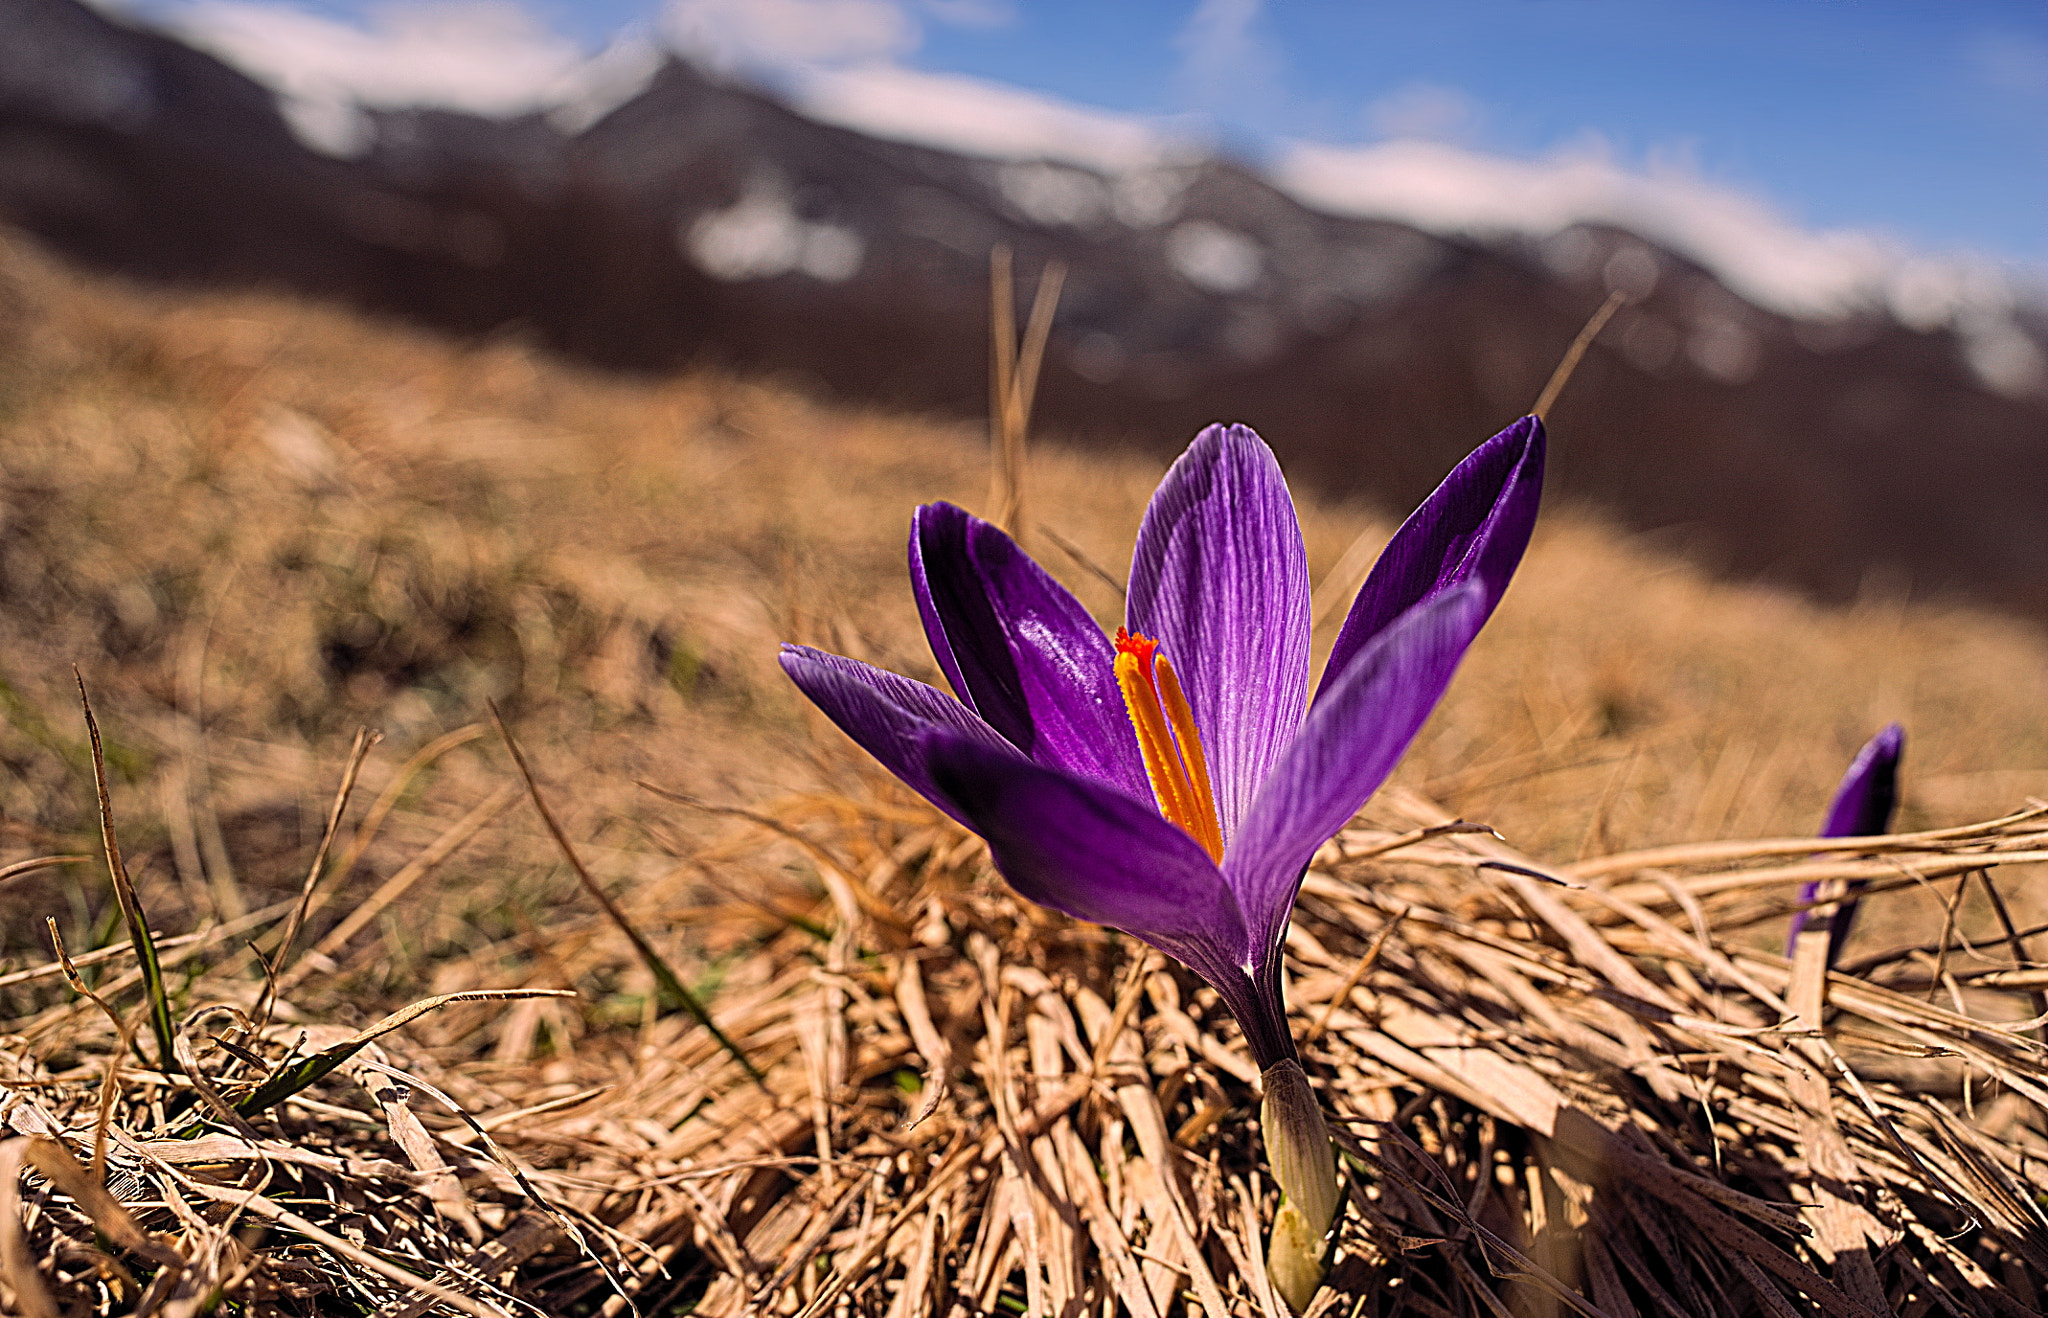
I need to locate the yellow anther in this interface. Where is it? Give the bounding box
[1114,629,1224,861]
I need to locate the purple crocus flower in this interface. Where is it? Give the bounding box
[780,418,1542,1062]
[783,417,1541,1308]
[1786,724,1905,965]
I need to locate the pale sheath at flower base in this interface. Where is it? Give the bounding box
[781,417,1544,1311]
[1786,724,1905,967]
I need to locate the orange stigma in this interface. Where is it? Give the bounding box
[1114,628,1224,860]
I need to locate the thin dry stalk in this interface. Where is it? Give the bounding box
[254,724,380,1025]
[1532,290,1626,421]
[489,700,764,1085]
[987,245,1066,546]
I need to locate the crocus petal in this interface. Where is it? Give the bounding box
[1226,583,1489,964]
[909,503,1148,799]
[925,732,1294,1066]
[1322,416,1544,698]
[778,645,1016,829]
[1126,424,1311,841]
[1821,723,1905,840]
[1787,724,1904,960]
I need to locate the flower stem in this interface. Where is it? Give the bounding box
[1261,1058,1339,1312]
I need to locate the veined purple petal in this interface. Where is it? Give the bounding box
[1322,416,1543,698]
[924,733,1295,1066]
[926,732,1246,955]
[1787,724,1904,961]
[1226,583,1489,966]
[778,645,1015,830]
[909,503,1148,800]
[1127,424,1311,842]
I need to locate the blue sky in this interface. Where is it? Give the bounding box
[134,0,2048,265]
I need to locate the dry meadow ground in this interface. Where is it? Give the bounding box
[4,232,2048,1315]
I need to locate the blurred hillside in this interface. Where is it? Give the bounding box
[3,0,2047,623]
[2,234,2047,1003]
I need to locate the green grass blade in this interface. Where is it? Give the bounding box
[75,671,179,1076]
[488,702,767,1088]
[235,988,574,1117]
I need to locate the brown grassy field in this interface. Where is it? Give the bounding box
[4,230,2048,1316]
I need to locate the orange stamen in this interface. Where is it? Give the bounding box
[1114,628,1224,860]
[1153,655,1222,854]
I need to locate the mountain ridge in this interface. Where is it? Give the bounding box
[3,0,2045,618]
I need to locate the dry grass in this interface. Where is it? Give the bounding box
[4,231,2048,1314]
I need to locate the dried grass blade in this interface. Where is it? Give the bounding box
[234,988,573,1116]
[313,723,487,924]
[0,899,294,993]
[22,1136,184,1274]
[1308,906,1408,1043]
[1088,949,1157,1079]
[169,1171,507,1318]
[639,783,904,932]
[1037,523,1125,599]
[1057,1123,1160,1318]
[1012,257,1065,432]
[490,702,764,1086]
[1531,289,1626,420]
[373,1212,561,1318]
[43,920,132,1183]
[353,1057,637,1311]
[895,955,950,1129]
[1975,869,2046,1032]
[1782,881,1890,1312]
[1570,805,2048,879]
[988,246,1023,540]
[1629,1174,1879,1318]
[1917,1101,2048,1272]
[796,1132,978,1318]
[1390,789,1677,1010]
[288,783,519,984]
[0,855,86,891]
[1222,1174,1289,1318]
[255,724,380,1025]
[344,1051,478,1240]
[0,1139,60,1318]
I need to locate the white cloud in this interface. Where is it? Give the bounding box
[1173,0,1280,114]
[166,1,656,153]
[662,0,917,72]
[142,0,2048,398]
[794,64,1190,175]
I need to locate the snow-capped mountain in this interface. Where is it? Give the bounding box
[4,0,2045,617]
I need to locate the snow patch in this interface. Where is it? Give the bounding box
[684,182,864,282]
[997,162,1107,228]
[1274,136,2047,396]
[1168,221,1261,294]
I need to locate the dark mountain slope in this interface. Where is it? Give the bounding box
[3,0,2044,615]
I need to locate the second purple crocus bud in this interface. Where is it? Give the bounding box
[1786,724,1905,967]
